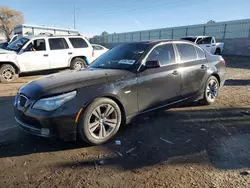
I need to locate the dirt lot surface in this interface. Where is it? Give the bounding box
[0,56,250,188]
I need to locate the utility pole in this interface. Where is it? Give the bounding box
[73,5,76,29]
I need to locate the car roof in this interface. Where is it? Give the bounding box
[22,34,86,39]
[183,36,209,38]
[125,39,195,45]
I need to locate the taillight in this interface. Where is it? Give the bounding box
[92,49,94,57]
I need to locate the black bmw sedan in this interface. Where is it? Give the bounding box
[14,40,226,145]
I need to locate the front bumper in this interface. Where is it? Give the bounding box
[14,103,79,141]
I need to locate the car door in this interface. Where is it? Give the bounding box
[17,38,50,72]
[197,37,212,53]
[48,38,71,68]
[175,42,208,98]
[137,43,182,112]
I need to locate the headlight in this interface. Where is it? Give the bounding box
[32,91,77,111]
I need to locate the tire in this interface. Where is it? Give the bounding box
[70,58,87,71]
[215,48,221,55]
[0,64,19,84]
[200,76,219,105]
[78,98,122,145]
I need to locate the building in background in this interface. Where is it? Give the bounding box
[14,24,79,36]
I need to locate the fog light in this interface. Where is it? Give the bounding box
[41,128,50,136]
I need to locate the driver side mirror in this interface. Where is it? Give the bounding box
[145,60,160,69]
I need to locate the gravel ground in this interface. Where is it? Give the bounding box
[0,56,250,188]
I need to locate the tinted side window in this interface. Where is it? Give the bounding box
[195,46,205,59]
[69,38,88,48]
[33,39,46,51]
[176,43,197,61]
[197,37,212,44]
[147,44,175,65]
[49,38,69,50]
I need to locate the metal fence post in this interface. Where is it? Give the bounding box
[159,30,162,39]
[186,28,188,36]
[149,31,151,40]
[118,34,119,44]
[140,32,141,41]
[223,24,227,41]
[203,26,206,35]
[112,34,114,43]
[171,29,174,39]
[132,33,133,42]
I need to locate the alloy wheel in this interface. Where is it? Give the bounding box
[206,79,219,102]
[2,68,15,82]
[88,104,118,140]
[74,61,83,70]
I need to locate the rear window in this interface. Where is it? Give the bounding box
[195,46,205,59]
[69,38,88,48]
[49,38,69,50]
[176,43,197,61]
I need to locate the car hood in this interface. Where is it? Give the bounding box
[0,48,16,54]
[19,68,131,99]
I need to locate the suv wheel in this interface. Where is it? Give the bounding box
[78,98,122,145]
[0,64,19,84]
[70,58,87,71]
[201,76,219,105]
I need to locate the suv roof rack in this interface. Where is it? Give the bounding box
[39,32,53,36]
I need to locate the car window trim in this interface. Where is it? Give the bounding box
[48,37,69,50]
[68,37,89,48]
[140,42,178,69]
[172,41,206,64]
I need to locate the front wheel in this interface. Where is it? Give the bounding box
[78,98,122,145]
[200,76,219,105]
[0,64,19,84]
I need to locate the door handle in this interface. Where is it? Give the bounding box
[68,52,73,55]
[172,70,179,75]
[206,45,210,47]
[201,65,207,69]
[212,44,216,46]
[43,54,49,57]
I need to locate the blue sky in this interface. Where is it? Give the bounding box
[3,0,250,37]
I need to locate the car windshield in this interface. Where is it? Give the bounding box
[181,37,197,42]
[89,43,149,69]
[6,37,29,52]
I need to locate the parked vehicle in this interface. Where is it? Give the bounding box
[0,34,95,83]
[91,44,109,60]
[14,40,226,145]
[181,36,224,55]
[0,34,19,49]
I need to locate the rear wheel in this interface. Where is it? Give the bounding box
[70,58,87,71]
[215,48,221,55]
[0,64,19,84]
[201,76,219,105]
[78,98,122,145]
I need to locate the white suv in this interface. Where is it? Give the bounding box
[0,34,94,83]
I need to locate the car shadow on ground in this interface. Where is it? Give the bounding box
[56,106,250,171]
[1,94,250,171]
